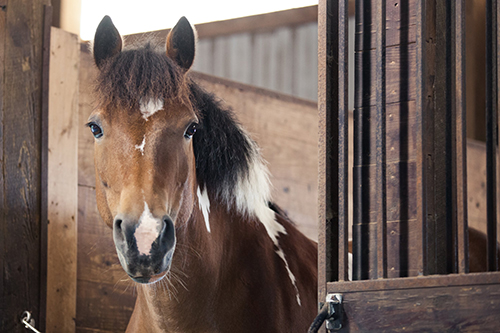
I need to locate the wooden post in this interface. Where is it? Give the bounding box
[0,1,50,331]
[46,27,79,332]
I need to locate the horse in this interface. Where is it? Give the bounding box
[90,16,318,332]
[89,14,500,333]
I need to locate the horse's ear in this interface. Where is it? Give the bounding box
[166,17,196,71]
[93,16,122,70]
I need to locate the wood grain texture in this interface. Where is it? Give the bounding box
[46,27,79,333]
[327,272,500,332]
[0,0,50,331]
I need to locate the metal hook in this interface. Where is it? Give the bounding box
[21,311,42,333]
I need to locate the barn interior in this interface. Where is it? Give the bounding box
[1,0,499,332]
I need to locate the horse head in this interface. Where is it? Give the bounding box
[89,16,197,284]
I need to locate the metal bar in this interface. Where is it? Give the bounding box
[318,0,334,304]
[337,0,349,282]
[416,0,428,276]
[486,0,499,272]
[375,0,387,279]
[452,0,469,274]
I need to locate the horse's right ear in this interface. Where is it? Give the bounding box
[166,17,196,71]
[93,16,122,70]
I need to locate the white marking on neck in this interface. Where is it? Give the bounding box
[276,248,301,306]
[135,202,161,255]
[197,186,211,233]
[140,98,164,120]
[135,135,146,155]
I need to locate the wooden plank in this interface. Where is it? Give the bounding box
[355,0,417,51]
[293,23,318,101]
[192,38,213,74]
[0,0,49,331]
[78,45,97,188]
[252,32,273,91]
[355,44,417,108]
[76,280,135,332]
[271,27,294,95]
[46,26,79,333]
[213,35,229,78]
[39,5,52,328]
[228,33,252,84]
[76,186,134,333]
[329,276,500,331]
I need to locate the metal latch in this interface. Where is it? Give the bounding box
[21,311,42,333]
[308,294,343,332]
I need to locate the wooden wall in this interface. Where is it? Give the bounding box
[0,1,50,332]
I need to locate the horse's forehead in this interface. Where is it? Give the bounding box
[101,100,194,129]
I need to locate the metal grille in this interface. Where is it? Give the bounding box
[318,0,500,329]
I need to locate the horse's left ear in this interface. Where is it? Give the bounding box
[166,17,196,71]
[93,16,122,70]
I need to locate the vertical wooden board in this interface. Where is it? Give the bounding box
[76,185,134,333]
[228,33,252,84]
[466,139,500,242]
[46,27,79,333]
[252,32,273,90]
[293,23,318,101]
[78,46,98,188]
[192,38,213,74]
[0,0,49,331]
[213,36,229,78]
[269,27,294,95]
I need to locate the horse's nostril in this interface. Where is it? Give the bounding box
[160,216,175,248]
[162,216,173,230]
[114,218,123,231]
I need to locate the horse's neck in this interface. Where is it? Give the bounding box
[136,201,270,330]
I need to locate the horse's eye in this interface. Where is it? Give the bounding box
[184,123,197,139]
[88,123,103,139]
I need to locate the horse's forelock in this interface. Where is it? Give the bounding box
[94,41,192,113]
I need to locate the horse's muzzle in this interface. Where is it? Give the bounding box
[112,213,176,284]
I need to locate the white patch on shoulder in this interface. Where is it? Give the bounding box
[232,137,286,242]
[135,202,161,255]
[197,186,211,233]
[135,135,146,155]
[227,132,301,305]
[140,98,164,120]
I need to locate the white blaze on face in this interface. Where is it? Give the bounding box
[140,98,164,120]
[197,186,211,233]
[135,202,162,255]
[135,135,146,155]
